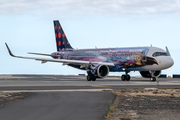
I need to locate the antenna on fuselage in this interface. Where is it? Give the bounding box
[150,44,152,47]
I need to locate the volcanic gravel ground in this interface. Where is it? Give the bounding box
[109,89,180,120]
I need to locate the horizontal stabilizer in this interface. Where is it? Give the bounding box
[28,52,58,57]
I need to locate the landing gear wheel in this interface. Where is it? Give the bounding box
[150,77,156,82]
[126,75,130,81]
[121,74,131,81]
[153,77,156,81]
[92,78,96,81]
[121,75,126,81]
[87,76,92,81]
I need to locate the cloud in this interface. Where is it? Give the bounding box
[0,0,180,16]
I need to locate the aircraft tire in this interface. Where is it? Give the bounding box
[87,76,92,81]
[92,78,96,81]
[150,77,156,82]
[126,75,130,81]
[121,75,126,81]
[153,77,156,81]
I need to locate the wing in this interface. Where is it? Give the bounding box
[28,52,56,57]
[5,43,115,69]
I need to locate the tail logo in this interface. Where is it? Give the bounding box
[54,20,73,51]
[63,33,65,37]
[58,33,61,38]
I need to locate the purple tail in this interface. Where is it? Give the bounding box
[53,20,73,51]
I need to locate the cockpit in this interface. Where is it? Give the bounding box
[152,52,170,57]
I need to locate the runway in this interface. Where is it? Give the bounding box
[0,75,180,91]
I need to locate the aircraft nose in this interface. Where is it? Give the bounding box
[164,57,174,68]
[166,57,174,68]
[157,56,174,70]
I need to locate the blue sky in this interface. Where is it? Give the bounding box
[0,0,180,76]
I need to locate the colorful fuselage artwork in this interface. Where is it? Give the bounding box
[52,47,158,71]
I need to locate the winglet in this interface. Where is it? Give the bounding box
[5,43,16,57]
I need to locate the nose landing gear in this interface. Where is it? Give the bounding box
[150,77,157,82]
[149,71,158,82]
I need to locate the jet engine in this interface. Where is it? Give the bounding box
[87,64,109,79]
[140,71,161,78]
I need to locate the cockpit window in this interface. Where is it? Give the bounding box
[152,52,169,57]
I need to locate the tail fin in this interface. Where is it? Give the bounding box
[53,20,73,51]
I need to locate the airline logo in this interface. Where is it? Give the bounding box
[53,21,73,51]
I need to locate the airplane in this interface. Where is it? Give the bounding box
[5,20,174,82]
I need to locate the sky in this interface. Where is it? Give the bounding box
[0,0,180,76]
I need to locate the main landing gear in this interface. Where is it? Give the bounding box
[87,76,96,81]
[121,71,131,81]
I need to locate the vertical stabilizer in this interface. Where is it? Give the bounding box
[53,20,73,51]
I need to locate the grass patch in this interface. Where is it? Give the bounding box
[142,96,147,99]
[7,101,13,104]
[138,88,144,91]
[7,99,22,104]
[104,100,115,120]
[104,91,119,120]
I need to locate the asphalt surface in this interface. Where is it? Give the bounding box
[0,75,180,120]
[0,75,180,91]
[0,92,115,120]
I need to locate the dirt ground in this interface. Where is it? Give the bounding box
[109,88,180,120]
[0,92,30,108]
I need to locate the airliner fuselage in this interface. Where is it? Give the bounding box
[52,47,173,72]
[5,20,174,82]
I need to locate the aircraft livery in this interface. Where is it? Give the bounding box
[5,20,174,81]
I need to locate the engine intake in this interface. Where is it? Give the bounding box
[87,64,109,78]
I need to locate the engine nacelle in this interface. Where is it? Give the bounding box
[87,64,109,78]
[140,71,161,78]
